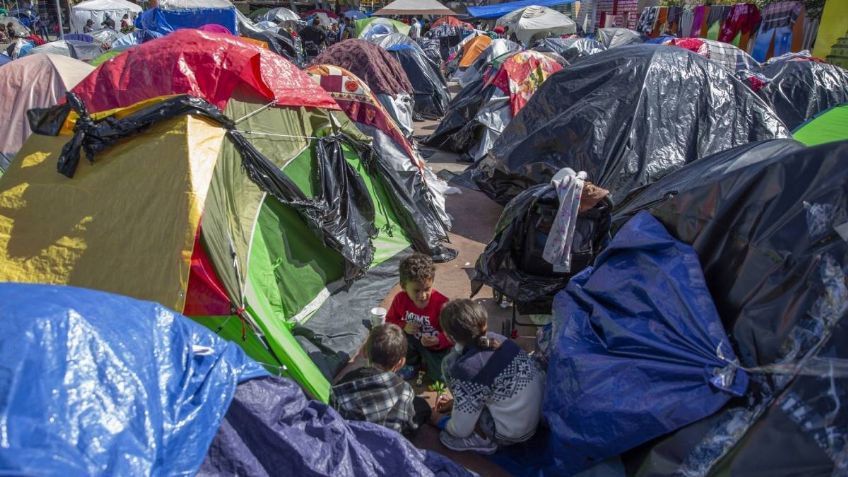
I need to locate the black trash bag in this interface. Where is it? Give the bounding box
[387,45,450,120]
[471,183,611,314]
[30,93,378,280]
[532,37,606,64]
[199,376,474,477]
[422,75,492,152]
[740,59,848,130]
[334,134,456,262]
[611,139,848,477]
[471,45,789,205]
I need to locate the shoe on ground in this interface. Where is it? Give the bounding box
[439,430,497,455]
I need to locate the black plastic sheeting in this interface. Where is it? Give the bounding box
[612,139,848,477]
[387,45,450,119]
[532,37,606,64]
[28,93,379,279]
[472,45,789,205]
[741,59,848,130]
[422,75,493,153]
[594,28,643,48]
[199,376,474,477]
[471,183,611,314]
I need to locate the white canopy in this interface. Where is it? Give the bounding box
[497,5,576,47]
[70,0,142,33]
[374,0,455,17]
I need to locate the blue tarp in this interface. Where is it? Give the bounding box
[544,211,749,476]
[0,283,266,476]
[135,6,237,35]
[200,376,475,477]
[467,0,575,19]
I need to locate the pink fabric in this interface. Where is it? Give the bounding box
[197,24,232,35]
[73,29,339,113]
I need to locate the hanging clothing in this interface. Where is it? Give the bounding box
[691,5,706,38]
[542,168,587,273]
[680,7,694,38]
[651,7,668,37]
[718,3,761,44]
[759,1,802,32]
[637,6,658,35]
[705,5,729,41]
[666,6,682,36]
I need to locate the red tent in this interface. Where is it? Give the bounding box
[74,29,338,113]
[432,16,473,29]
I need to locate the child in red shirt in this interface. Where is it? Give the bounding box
[386,253,452,381]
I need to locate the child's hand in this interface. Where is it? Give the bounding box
[420,334,439,348]
[436,394,453,413]
[404,322,420,335]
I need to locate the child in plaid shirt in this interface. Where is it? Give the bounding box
[331,323,430,436]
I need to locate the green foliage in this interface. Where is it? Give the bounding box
[429,380,447,396]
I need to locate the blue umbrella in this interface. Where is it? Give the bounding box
[344,9,365,19]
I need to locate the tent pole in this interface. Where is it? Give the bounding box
[55,0,64,39]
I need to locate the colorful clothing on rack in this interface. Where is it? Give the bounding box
[637,6,658,35]
[718,3,761,44]
[680,7,694,38]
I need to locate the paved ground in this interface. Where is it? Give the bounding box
[396,114,538,477]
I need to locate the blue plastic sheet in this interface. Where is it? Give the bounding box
[0,283,266,476]
[467,0,575,19]
[136,7,237,35]
[544,211,749,476]
[200,376,475,477]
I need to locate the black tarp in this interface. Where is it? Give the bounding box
[532,37,606,64]
[471,45,789,205]
[200,376,473,476]
[594,28,642,48]
[423,74,496,153]
[471,183,611,313]
[386,44,451,119]
[741,59,848,130]
[612,139,848,476]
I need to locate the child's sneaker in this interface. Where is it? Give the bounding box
[398,365,417,381]
[439,431,498,455]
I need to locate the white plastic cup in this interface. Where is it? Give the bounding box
[370,307,387,327]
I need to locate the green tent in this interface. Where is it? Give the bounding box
[0,32,449,402]
[793,103,848,146]
[355,16,411,37]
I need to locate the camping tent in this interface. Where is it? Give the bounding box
[0,283,472,476]
[611,139,848,477]
[458,34,491,68]
[533,37,605,63]
[595,27,642,48]
[432,15,473,30]
[466,0,575,19]
[457,38,521,86]
[69,0,141,33]
[136,0,238,35]
[306,63,454,259]
[374,0,456,17]
[375,34,451,119]
[0,54,93,170]
[0,30,450,402]
[355,16,410,38]
[426,50,562,162]
[669,37,758,72]
[314,39,416,137]
[472,45,789,204]
[496,5,576,47]
[29,40,105,61]
[794,103,848,146]
[255,6,298,23]
[741,58,848,130]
